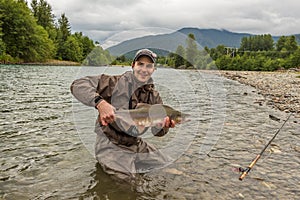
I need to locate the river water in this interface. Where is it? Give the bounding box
[0,65,299,199]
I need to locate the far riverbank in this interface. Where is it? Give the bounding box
[0,59,81,66]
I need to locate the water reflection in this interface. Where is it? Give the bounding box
[82,163,138,199]
[83,162,172,200]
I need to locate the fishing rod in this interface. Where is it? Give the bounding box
[239,113,293,181]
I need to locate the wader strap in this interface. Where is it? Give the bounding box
[127,83,137,135]
[128,82,133,109]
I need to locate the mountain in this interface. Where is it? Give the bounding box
[178,28,252,48]
[107,28,300,57]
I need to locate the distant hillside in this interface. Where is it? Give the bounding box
[178,28,251,48]
[107,31,188,57]
[107,28,300,57]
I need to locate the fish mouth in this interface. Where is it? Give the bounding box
[183,118,191,123]
[175,116,191,124]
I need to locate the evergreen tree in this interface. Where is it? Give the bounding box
[285,36,298,51]
[56,13,71,60]
[174,45,185,68]
[57,13,71,41]
[0,0,54,62]
[31,0,56,40]
[240,34,273,51]
[276,36,286,51]
[185,33,198,68]
[262,34,274,51]
[0,0,99,63]
[276,35,297,52]
[73,32,95,59]
[62,35,83,62]
[0,8,6,57]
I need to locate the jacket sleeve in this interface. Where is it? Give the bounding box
[70,75,103,107]
[71,74,120,108]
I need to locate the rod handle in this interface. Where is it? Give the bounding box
[239,155,261,181]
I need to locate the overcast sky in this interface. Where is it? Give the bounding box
[28,0,300,49]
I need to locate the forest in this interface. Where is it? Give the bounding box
[1,0,299,71]
[0,0,112,64]
[205,34,300,71]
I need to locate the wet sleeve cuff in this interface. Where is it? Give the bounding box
[152,127,169,137]
[94,95,103,109]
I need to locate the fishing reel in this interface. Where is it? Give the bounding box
[237,167,248,173]
[233,166,249,173]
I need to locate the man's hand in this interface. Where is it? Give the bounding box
[96,100,115,126]
[163,116,176,128]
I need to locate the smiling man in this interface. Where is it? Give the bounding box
[132,49,156,82]
[71,49,176,183]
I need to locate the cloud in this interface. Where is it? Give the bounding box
[27,0,300,48]
[100,27,175,49]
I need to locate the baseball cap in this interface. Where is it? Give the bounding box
[133,49,157,63]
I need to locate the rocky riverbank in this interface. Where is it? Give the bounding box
[219,70,300,117]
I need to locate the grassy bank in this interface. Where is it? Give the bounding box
[0,59,81,66]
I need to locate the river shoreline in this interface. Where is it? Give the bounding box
[217,70,300,117]
[0,59,81,66]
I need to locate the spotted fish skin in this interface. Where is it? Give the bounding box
[115,103,190,127]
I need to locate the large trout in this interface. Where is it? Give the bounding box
[115,103,190,128]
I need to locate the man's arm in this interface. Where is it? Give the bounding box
[70,75,103,107]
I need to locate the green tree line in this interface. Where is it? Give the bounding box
[1,0,299,70]
[164,33,300,71]
[210,34,300,71]
[0,0,112,64]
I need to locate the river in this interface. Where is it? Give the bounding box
[0,65,299,199]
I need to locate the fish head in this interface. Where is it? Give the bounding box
[170,112,191,124]
[150,104,191,125]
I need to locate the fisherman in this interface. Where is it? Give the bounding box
[71,49,177,183]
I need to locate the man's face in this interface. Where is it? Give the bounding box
[132,56,155,82]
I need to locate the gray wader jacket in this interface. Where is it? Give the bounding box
[71,71,170,180]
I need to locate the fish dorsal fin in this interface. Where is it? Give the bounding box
[135,103,151,109]
[161,104,173,110]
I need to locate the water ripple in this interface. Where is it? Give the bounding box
[0,65,299,199]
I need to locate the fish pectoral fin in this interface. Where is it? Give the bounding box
[136,125,146,133]
[134,120,148,133]
[115,113,135,125]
